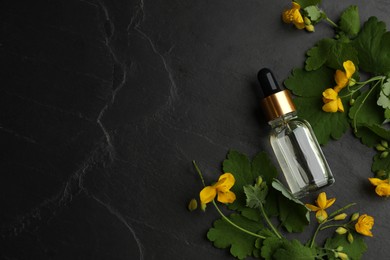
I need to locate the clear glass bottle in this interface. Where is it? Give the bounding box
[258,68,334,198]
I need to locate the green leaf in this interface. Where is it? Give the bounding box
[349,87,384,128]
[339,5,360,37]
[223,150,278,215]
[264,181,310,233]
[385,109,390,119]
[261,237,286,260]
[244,183,268,209]
[304,6,322,23]
[294,0,321,9]
[324,232,368,260]
[377,78,390,109]
[272,239,318,260]
[305,38,358,71]
[355,123,390,147]
[372,153,390,174]
[207,214,264,259]
[284,68,350,144]
[353,16,390,75]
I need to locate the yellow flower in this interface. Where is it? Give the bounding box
[322,88,344,113]
[355,214,374,237]
[305,192,336,222]
[334,60,356,92]
[199,173,236,206]
[368,178,390,197]
[282,2,305,29]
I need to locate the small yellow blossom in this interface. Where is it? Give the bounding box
[355,214,374,237]
[322,88,344,113]
[199,173,236,206]
[282,2,305,30]
[305,192,336,222]
[368,178,390,197]
[334,60,356,92]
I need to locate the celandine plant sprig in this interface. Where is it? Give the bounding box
[188,150,375,259]
[282,0,390,196]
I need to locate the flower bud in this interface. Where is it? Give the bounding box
[376,144,387,151]
[349,99,355,106]
[256,176,263,187]
[348,78,356,87]
[200,202,207,212]
[347,232,354,244]
[188,198,198,211]
[336,227,348,235]
[304,16,311,25]
[305,24,315,32]
[381,140,389,148]
[337,252,349,260]
[380,151,388,159]
[376,170,386,178]
[336,246,344,252]
[334,213,348,220]
[351,213,359,221]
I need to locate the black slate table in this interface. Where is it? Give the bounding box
[1,0,389,259]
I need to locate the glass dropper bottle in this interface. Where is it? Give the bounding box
[258,68,335,198]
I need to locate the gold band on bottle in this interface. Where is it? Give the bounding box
[260,90,296,121]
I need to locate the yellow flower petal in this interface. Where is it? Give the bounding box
[355,214,374,237]
[282,2,305,29]
[375,183,390,197]
[316,192,327,209]
[199,186,217,205]
[305,203,320,211]
[337,98,344,112]
[368,177,389,186]
[334,71,348,93]
[325,197,336,208]
[322,100,338,112]
[322,88,338,101]
[217,190,236,204]
[215,173,235,192]
[343,60,356,79]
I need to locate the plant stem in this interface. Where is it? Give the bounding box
[212,200,266,239]
[192,160,206,187]
[325,17,338,28]
[259,203,282,239]
[328,203,356,218]
[320,224,344,230]
[352,80,381,132]
[310,221,326,248]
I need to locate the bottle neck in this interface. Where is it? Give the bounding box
[268,111,297,128]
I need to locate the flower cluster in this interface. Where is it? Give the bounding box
[306,192,374,240]
[322,60,356,113]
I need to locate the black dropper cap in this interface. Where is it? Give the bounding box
[257,68,296,121]
[257,68,282,97]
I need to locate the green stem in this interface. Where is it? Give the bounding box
[325,17,338,28]
[259,203,282,239]
[339,76,385,99]
[352,80,381,132]
[328,203,356,218]
[310,221,324,248]
[212,200,266,239]
[192,160,206,187]
[320,224,344,230]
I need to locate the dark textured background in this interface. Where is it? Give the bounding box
[1,0,389,259]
